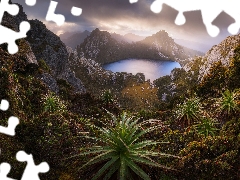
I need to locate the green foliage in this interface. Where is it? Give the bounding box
[217,89,240,116]
[42,93,66,113]
[178,123,240,179]
[101,89,114,105]
[198,61,228,98]
[75,112,177,180]
[195,118,218,137]
[38,59,51,74]
[175,96,202,128]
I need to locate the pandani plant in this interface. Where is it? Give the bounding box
[71,112,179,180]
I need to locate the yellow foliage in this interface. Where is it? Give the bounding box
[121,81,159,110]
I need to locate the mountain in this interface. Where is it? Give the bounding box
[59,31,76,40]
[0,2,85,94]
[123,33,145,42]
[77,28,203,66]
[174,39,209,53]
[111,32,126,42]
[59,30,91,49]
[183,33,240,81]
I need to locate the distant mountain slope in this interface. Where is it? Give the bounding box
[77,29,203,66]
[174,39,209,53]
[183,33,240,81]
[60,30,91,49]
[123,33,146,42]
[110,33,145,43]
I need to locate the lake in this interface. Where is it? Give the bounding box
[103,59,181,81]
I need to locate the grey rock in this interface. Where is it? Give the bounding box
[39,73,59,94]
[26,20,86,93]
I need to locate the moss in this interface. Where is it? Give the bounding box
[38,59,51,74]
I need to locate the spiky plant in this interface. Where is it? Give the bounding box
[74,112,178,180]
[42,93,66,113]
[217,89,239,116]
[175,97,202,128]
[102,89,114,105]
[195,118,218,137]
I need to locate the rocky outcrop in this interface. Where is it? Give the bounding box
[198,34,240,80]
[1,2,38,71]
[1,2,85,94]
[183,34,240,81]
[25,20,85,93]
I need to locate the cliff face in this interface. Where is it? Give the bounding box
[77,29,203,66]
[2,2,85,94]
[198,34,240,80]
[183,34,240,82]
[67,46,145,97]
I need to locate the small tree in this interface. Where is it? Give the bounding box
[175,97,202,128]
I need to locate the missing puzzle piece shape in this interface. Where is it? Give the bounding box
[0,21,30,54]
[0,116,19,136]
[16,151,49,180]
[0,99,9,111]
[150,0,240,37]
[46,1,65,26]
[0,0,19,22]
[0,163,16,180]
[71,6,82,16]
[25,0,36,6]
[129,0,138,3]
[0,0,31,54]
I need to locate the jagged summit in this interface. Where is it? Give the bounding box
[0,3,85,94]
[77,28,202,66]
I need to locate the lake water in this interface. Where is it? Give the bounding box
[103,59,181,81]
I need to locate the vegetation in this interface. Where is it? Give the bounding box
[75,112,177,180]
[1,35,240,179]
[175,97,202,128]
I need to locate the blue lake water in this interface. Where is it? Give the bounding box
[103,59,181,81]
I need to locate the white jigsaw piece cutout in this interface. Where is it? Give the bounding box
[16,151,50,180]
[131,0,240,37]
[46,0,82,26]
[0,151,49,180]
[0,0,31,54]
[0,100,19,136]
[0,99,9,111]
[0,163,16,180]
[25,0,36,6]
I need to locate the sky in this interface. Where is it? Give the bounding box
[12,0,239,52]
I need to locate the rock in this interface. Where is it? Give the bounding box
[77,28,202,66]
[26,20,86,93]
[39,73,59,94]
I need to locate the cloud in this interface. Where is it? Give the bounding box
[12,0,238,52]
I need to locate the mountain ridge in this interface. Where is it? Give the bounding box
[77,28,203,66]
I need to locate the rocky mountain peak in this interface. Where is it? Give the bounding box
[198,34,240,80]
[77,29,202,66]
[1,3,85,94]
